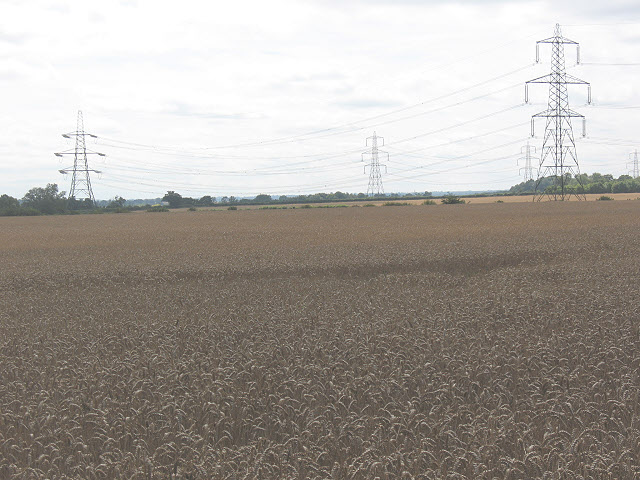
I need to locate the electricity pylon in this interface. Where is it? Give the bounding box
[628,150,639,178]
[55,111,104,208]
[362,132,389,196]
[525,24,591,201]
[518,141,538,182]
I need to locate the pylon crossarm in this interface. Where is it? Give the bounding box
[63,132,97,138]
[537,36,578,45]
[532,109,584,118]
[526,74,588,86]
[55,151,104,155]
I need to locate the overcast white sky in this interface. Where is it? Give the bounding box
[1,0,639,199]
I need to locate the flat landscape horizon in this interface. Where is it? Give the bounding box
[1,201,639,478]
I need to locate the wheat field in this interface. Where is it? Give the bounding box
[1,201,639,479]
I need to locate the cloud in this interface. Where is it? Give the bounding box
[0,0,638,198]
[162,101,263,121]
[334,98,402,109]
[0,31,31,45]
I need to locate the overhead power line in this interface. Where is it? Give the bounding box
[99,63,534,153]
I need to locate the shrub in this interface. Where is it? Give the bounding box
[383,202,410,207]
[146,206,169,212]
[0,206,40,217]
[441,195,466,205]
[227,206,238,210]
[422,199,436,205]
[495,200,504,203]
[300,205,312,209]
[597,195,614,201]
[188,207,197,211]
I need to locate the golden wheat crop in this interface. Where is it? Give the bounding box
[1,201,639,479]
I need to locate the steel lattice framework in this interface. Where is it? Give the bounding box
[525,24,591,201]
[362,132,388,197]
[628,150,639,179]
[518,141,538,182]
[55,111,104,208]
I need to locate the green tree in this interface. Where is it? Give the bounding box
[199,195,214,206]
[162,191,183,208]
[107,196,126,209]
[0,194,19,210]
[612,180,633,193]
[333,191,347,200]
[22,183,66,214]
[253,194,272,204]
[0,194,21,216]
[68,197,95,210]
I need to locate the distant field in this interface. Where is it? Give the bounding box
[1,202,639,478]
[454,192,640,204]
[190,192,640,210]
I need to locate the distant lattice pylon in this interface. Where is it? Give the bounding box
[525,24,591,201]
[628,150,639,178]
[518,141,538,182]
[55,111,104,208]
[362,132,389,196]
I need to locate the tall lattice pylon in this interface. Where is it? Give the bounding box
[518,141,538,182]
[362,132,389,196]
[525,24,591,201]
[55,111,104,208]
[628,150,639,178]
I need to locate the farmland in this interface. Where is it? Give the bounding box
[1,201,639,479]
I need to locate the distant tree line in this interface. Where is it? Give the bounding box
[0,184,68,216]
[161,190,434,208]
[0,184,153,216]
[3,172,637,217]
[0,184,435,216]
[509,173,640,195]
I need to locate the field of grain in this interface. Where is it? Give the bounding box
[217,193,640,210]
[1,202,639,479]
